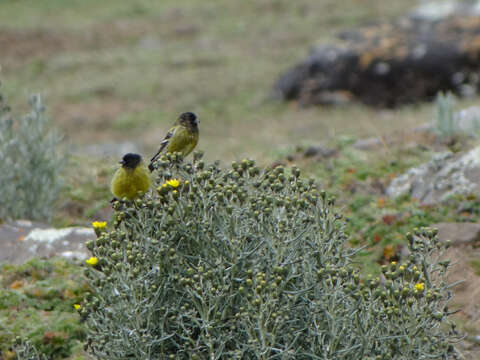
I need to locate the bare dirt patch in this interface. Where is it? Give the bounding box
[0,28,79,67]
[447,246,480,359]
[53,98,149,143]
[0,20,153,69]
[0,10,201,68]
[0,28,67,57]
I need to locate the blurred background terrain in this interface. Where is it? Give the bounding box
[2,0,472,224]
[0,0,427,161]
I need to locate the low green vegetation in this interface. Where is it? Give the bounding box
[301,139,477,273]
[0,258,89,358]
[471,260,480,276]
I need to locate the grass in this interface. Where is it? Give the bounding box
[471,259,480,276]
[0,0,426,165]
[0,258,89,359]
[2,0,443,225]
[292,135,480,274]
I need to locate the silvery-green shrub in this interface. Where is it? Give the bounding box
[13,337,47,360]
[434,92,457,141]
[83,152,460,359]
[0,89,65,221]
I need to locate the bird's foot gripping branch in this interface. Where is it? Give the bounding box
[82,151,460,359]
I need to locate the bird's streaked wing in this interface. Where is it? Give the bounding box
[149,127,176,171]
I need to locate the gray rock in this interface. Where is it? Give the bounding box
[138,36,162,49]
[387,147,480,204]
[353,137,384,150]
[413,123,432,134]
[410,1,480,22]
[0,220,94,265]
[303,144,337,158]
[455,106,480,136]
[432,222,480,245]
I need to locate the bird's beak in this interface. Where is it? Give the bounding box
[119,160,124,165]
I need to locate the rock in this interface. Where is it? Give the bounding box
[273,13,480,107]
[409,0,480,22]
[432,222,480,245]
[303,144,337,158]
[284,144,337,162]
[270,160,288,168]
[353,137,384,150]
[0,220,94,265]
[138,36,162,49]
[386,147,480,204]
[455,106,480,136]
[413,123,433,134]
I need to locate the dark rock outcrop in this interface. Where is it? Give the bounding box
[274,15,480,107]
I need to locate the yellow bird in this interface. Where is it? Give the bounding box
[148,112,199,172]
[110,153,150,200]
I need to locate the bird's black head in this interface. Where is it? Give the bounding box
[178,112,199,129]
[120,153,142,169]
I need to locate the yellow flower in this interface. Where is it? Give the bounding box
[92,221,107,229]
[85,256,99,266]
[166,178,180,188]
[415,282,425,291]
[74,304,81,310]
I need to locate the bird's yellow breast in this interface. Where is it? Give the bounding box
[166,126,199,157]
[110,164,150,200]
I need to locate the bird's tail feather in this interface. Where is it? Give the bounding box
[148,150,162,172]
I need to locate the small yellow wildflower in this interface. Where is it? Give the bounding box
[166,178,180,188]
[74,304,81,310]
[391,261,396,265]
[92,221,107,229]
[415,282,425,291]
[85,257,99,266]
